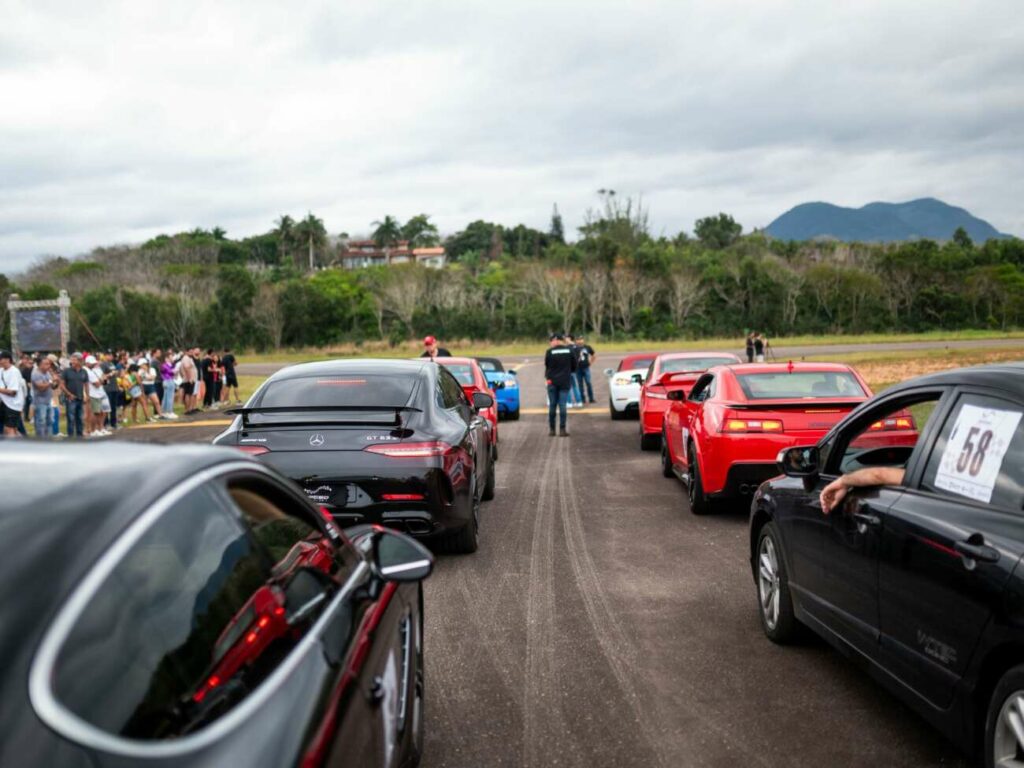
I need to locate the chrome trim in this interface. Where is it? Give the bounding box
[380,559,433,577]
[29,459,369,758]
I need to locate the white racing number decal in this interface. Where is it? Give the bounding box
[934,404,1022,503]
[380,651,399,768]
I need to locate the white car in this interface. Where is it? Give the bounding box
[604,353,657,420]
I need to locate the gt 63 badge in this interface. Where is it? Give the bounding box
[934,403,1022,503]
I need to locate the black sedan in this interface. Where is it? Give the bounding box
[749,363,1024,764]
[1,442,433,768]
[213,359,494,554]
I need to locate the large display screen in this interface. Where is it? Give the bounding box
[15,308,63,352]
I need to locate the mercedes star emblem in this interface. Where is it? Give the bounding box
[309,434,326,447]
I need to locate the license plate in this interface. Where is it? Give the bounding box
[304,483,350,507]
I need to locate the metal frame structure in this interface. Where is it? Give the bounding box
[6,289,71,357]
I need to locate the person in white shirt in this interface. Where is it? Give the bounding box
[0,350,27,437]
[84,355,111,437]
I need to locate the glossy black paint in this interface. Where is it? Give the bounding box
[213,359,493,540]
[0,442,429,768]
[750,363,1024,756]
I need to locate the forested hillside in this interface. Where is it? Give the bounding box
[2,198,1022,351]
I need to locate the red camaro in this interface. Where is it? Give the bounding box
[638,352,742,450]
[661,362,918,513]
[435,356,499,454]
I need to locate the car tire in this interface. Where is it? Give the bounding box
[437,486,480,555]
[507,408,520,421]
[984,664,1024,768]
[610,401,625,420]
[756,522,800,643]
[661,432,674,478]
[640,425,659,451]
[482,450,496,501]
[687,444,712,515]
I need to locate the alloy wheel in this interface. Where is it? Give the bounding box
[758,534,781,631]
[994,691,1024,767]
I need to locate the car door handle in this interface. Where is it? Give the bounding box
[851,511,881,528]
[954,540,1000,564]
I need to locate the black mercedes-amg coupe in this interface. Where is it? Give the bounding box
[213,359,495,554]
[1,442,433,768]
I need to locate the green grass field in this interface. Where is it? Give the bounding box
[238,329,1023,365]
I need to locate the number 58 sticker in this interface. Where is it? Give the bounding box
[935,404,1022,503]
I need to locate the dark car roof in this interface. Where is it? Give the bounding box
[267,358,432,383]
[0,443,250,715]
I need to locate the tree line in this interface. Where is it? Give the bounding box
[2,195,1021,352]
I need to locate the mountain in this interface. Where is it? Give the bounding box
[765,198,1010,243]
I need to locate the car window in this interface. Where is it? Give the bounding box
[833,393,943,475]
[689,374,714,403]
[736,371,866,400]
[921,392,1024,509]
[661,357,736,373]
[441,363,475,386]
[52,484,282,740]
[438,369,465,409]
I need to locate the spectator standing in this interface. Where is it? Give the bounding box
[544,333,576,437]
[745,332,755,363]
[18,352,34,428]
[753,333,767,362]
[84,355,110,436]
[179,348,198,413]
[567,336,583,408]
[124,364,153,424]
[574,334,596,404]
[100,352,123,431]
[0,350,26,437]
[140,360,161,416]
[220,348,241,405]
[47,355,64,437]
[30,357,58,438]
[160,352,178,418]
[200,348,216,409]
[420,336,452,359]
[60,353,88,438]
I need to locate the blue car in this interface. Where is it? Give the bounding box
[476,357,520,420]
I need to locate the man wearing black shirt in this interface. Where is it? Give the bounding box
[60,353,89,438]
[574,335,596,404]
[544,333,577,437]
[420,336,451,359]
[221,348,240,404]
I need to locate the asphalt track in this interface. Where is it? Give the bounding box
[118,349,993,767]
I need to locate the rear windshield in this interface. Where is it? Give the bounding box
[477,359,504,373]
[256,375,417,408]
[619,357,654,372]
[661,357,736,374]
[441,364,475,385]
[736,371,866,400]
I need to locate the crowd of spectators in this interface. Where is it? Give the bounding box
[0,347,239,439]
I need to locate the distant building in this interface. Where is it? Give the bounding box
[336,240,447,269]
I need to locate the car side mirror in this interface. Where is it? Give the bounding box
[373,529,434,582]
[603,368,614,377]
[472,391,494,411]
[666,390,685,401]
[508,369,517,376]
[631,374,644,384]
[777,446,820,478]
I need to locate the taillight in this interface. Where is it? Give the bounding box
[318,505,334,523]
[646,388,668,400]
[868,416,915,431]
[236,445,269,456]
[364,441,453,458]
[381,493,426,501]
[723,419,783,433]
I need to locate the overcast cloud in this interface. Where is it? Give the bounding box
[1,0,1022,272]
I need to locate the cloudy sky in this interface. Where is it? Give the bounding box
[2,0,1021,272]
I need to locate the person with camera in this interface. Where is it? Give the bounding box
[544,333,577,437]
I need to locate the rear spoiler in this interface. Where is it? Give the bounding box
[659,371,701,385]
[225,405,423,428]
[726,399,863,410]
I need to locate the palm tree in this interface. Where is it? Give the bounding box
[293,212,328,272]
[401,214,440,247]
[212,226,227,241]
[372,215,403,264]
[274,215,296,266]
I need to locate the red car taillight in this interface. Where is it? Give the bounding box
[868,416,915,431]
[722,418,784,433]
[364,441,454,458]
[381,493,426,501]
[236,445,269,456]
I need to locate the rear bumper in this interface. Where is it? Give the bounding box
[641,401,669,434]
[495,390,520,413]
[711,463,782,499]
[609,383,641,412]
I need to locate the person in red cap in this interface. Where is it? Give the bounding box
[420,336,451,359]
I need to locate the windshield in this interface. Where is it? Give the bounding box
[661,357,736,374]
[736,371,866,400]
[477,359,504,372]
[256,374,417,408]
[618,357,655,372]
[441,364,475,385]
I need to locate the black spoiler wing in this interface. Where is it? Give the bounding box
[224,405,423,428]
